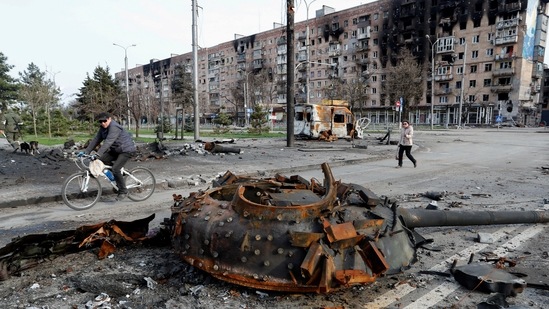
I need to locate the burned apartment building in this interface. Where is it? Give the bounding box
[116,0,549,127]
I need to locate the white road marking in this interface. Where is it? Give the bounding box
[366,226,519,308]
[402,225,545,309]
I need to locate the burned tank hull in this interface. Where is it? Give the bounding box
[170,163,548,293]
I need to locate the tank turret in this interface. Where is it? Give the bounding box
[169,163,548,293]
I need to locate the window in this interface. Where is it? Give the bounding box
[352,18,357,25]
[484,63,492,71]
[482,94,489,101]
[457,67,463,74]
[471,50,478,59]
[351,30,357,38]
[472,35,480,43]
[439,96,448,103]
[371,88,377,94]
[373,51,378,58]
[483,79,492,86]
[381,74,386,81]
[470,65,477,73]
[344,32,348,39]
[468,95,476,102]
[344,20,348,27]
[373,38,378,45]
[371,75,377,82]
[469,80,476,88]
[371,99,377,106]
[374,13,378,20]
[373,25,379,32]
[460,37,466,45]
[486,48,493,56]
[456,81,462,89]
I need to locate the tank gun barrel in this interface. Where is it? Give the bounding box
[398,208,549,229]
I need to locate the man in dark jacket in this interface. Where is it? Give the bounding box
[83,112,136,201]
[0,109,24,151]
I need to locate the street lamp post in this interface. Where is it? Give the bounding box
[458,43,467,128]
[239,69,251,126]
[303,0,317,106]
[426,35,442,130]
[113,43,136,130]
[46,69,60,139]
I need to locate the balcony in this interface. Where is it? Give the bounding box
[492,68,515,77]
[253,61,263,70]
[434,87,452,95]
[329,50,342,57]
[434,73,453,81]
[434,37,455,54]
[237,53,246,63]
[491,84,513,93]
[495,53,515,61]
[496,18,520,30]
[495,35,518,45]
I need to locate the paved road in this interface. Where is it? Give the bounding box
[1,128,548,308]
[296,128,549,308]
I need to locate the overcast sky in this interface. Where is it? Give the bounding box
[2,0,368,104]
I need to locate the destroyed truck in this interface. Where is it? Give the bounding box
[294,100,370,140]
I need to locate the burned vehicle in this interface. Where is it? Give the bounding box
[169,163,548,293]
[293,100,370,140]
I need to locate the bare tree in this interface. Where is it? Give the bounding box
[383,49,424,116]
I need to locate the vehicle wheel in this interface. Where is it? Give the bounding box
[126,167,156,201]
[61,172,102,210]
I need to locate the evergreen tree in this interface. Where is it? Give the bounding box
[75,66,123,126]
[0,52,19,110]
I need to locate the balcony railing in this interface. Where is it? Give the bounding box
[492,68,514,77]
[491,84,513,93]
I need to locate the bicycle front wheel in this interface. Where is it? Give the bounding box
[62,172,102,210]
[125,167,156,201]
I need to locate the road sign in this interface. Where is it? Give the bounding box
[496,115,502,123]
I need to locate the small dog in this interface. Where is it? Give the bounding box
[29,141,40,155]
[18,141,40,155]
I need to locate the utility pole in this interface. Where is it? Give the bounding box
[458,43,467,128]
[286,0,295,147]
[192,0,200,139]
[426,35,442,130]
[304,0,316,106]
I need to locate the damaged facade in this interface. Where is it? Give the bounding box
[116,0,549,128]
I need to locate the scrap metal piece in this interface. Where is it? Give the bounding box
[451,263,526,296]
[0,215,155,280]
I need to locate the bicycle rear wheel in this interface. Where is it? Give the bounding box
[62,172,102,210]
[125,167,156,201]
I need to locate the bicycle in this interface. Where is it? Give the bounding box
[61,154,156,210]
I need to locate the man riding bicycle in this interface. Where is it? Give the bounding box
[80,112,136,201]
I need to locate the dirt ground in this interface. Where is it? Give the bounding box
[0,130,548,309]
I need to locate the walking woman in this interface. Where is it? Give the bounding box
[396,120,417,168]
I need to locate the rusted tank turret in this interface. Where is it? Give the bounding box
[169,163,548,293]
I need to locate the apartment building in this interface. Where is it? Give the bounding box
[116,0,549,127]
